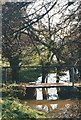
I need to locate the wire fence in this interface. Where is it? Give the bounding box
[2,66,42,83]
[2,65,80,84]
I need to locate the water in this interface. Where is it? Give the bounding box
[36,88,58,100]
[36,71,70,84]
[24,71,81,117]
[26,100,58,112]
[25,71,72,112]
[36,71,70,100]
[24,99,81,114]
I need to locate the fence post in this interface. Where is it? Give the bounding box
[4,67,7,84]
[72,66,75,86]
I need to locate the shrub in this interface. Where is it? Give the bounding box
[2,97,46,120]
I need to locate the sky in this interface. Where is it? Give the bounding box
[1,0,80,28]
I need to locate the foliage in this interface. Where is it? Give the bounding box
[2,66,42,84]
[2,1,81,82]
[2,85,27,99]
[2,85,19,99]
[2,97,46,120]
[19,67,41,83]
[22,54,40,66]
[2,1,58,82]
[2,2,34,82]
[0,98,4,104]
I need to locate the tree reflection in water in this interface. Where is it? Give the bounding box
[36,88,58,100]
[34,104,57,112]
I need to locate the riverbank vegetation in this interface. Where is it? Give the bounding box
[1,0,81,119]
[1,85,81,119]
[1,85,46,120]
[1,97,45,120]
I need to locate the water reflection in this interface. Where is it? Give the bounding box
[25,72,81,115]
[27,72,80,100]
[36,88,58,100]
[36,72,70,100]
[26,99,75,113]
[34,104,57,112]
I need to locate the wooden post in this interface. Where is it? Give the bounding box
[42,88,47,100]
[5,68,7,84]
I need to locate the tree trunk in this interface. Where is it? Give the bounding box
[41,62,50,83]
[10,56,20,83]
[69,67,75,83]
[78,60,81,79]
[11,65,19,83]
[42,88,47,100]
[69,68,72,82]
[56,66,60,83]
[42,65,46,83]
[56,57,60,83]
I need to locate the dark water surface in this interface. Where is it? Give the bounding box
[25,99,74,112]
[25,76,81,114]
[22,99,81,118]
[24,73,81,118]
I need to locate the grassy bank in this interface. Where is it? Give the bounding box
[1,85,46,120]
[1,97,45,120]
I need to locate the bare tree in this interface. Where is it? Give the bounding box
[26,0,81,83]
[2,1,58,83]
[2,2,36,82]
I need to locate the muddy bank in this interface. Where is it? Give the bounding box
[46,100,81,119]
[24,99,81,119]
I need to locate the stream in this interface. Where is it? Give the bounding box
[25,71,81,118]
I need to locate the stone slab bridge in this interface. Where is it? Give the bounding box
[8,82,81,88]
[7,82,81,99]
